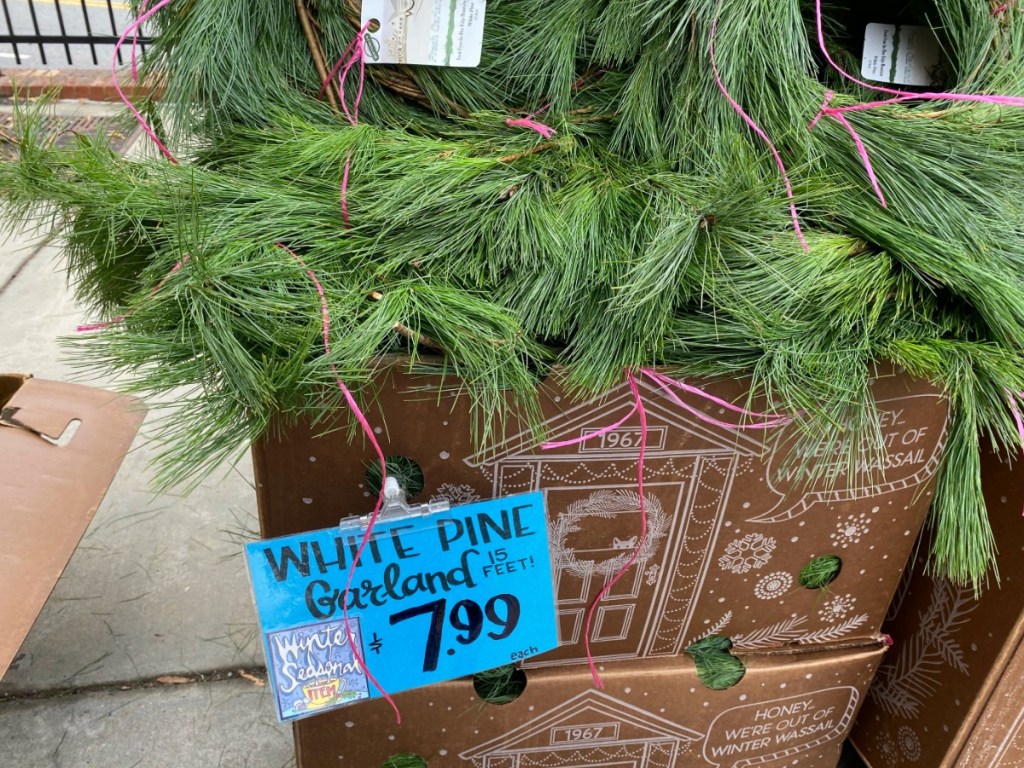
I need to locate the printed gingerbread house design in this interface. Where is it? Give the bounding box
[459,689,703,768]
[465,378,764,666]
[463,377,948,666]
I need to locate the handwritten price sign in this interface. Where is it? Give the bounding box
[245,491,557,722]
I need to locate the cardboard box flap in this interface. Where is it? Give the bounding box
[852,448,1024,768]
[0,375,146,678]
[2,379,84,443]
[293,638,889,768]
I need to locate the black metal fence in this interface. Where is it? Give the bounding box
[0,0,147,67]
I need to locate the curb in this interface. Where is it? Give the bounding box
[0,68,156,102]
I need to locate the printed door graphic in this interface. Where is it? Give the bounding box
[466,379,762,666]
[459,690,703,768]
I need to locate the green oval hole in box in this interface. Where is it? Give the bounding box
[685,635,746,690]
[799,555,842,589]
[382,755,427,768]
[365,455,425,500]
[473,664,527,705]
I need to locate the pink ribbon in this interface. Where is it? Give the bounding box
[809,91,888,208]
[323,22,372,227]
[504,71,605,141]
[811,0,1024,206]
[709,17,810,252]
[542,369,795,686]
[276,243,400,723]
[505,117,556,139]
[112,0,176,163]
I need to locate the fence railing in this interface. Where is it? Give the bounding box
[0,0,147,67]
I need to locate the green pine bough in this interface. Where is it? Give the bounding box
[3,0,1024,587]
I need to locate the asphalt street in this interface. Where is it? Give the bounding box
[1,0,133,68]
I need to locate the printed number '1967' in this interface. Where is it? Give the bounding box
[550,724,618,744]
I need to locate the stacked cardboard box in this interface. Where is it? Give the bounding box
[253,358,948,766]
[0,373,143,677]
[851,450,1024,767]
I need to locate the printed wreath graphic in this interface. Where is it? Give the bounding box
[551,490,669,578]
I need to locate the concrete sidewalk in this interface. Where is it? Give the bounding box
[0,100,293,767]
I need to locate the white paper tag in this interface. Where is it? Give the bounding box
[361,0,486,67]
[861,23,940,87]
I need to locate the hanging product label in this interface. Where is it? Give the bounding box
[861,23,940,87]
[245,490,556,722]
[360,0,487,67]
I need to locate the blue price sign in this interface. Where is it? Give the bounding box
[245,491,557,721]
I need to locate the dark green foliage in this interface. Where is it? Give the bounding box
[799,555,843,589]
[381,755,428,768]
[4,1,1024,584]
[686,635,746,690]
[472,665,527,704]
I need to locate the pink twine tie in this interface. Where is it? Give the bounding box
[504,71,604,141]
[275,243,400,724]
[809,92,888,208]
[324,22,372,227]
[642,369,794,430]
[709,17,809,252]
[112,0,176,163]
[77,256,189,332]
[542,369,795,687]
[542,372,647,688]
[505,117,556,139]
[811,0,1024,206]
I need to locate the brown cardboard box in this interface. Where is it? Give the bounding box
[254,359,947,667]
[850,450,1024,768]
[293,639,889,768]
[0,373,144,677]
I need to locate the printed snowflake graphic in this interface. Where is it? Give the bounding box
[718,534,776,574]
[430,483,481,506]
[754,571,793,600]
[818,593,857,621]
[898,725,921,762]
[831,512,872,548]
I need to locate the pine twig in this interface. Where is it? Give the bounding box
[498,141,560,164]
[369,291,446,352]
[294,0,340,112]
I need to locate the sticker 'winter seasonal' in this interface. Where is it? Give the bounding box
[267,620,370,719]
